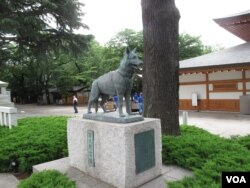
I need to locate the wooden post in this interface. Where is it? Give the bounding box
[242,69,246,95]
[205,72,209,110]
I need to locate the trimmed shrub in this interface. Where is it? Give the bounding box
[162,126,250,188]
[18,170,76,188]
[232,135,250,150]
[0,116,68,172]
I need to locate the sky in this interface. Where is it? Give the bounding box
[79,0,250,48]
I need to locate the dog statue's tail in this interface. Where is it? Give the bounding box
[87,80,100,113]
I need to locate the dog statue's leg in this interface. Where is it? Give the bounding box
[88,96,97,114]
[87,81,100,114]
[125,93,134,115]
[118,94,125,117]
[87,99,93,113]
[100,95,108,113]
[88,94,99,113]
[95,100,98,113]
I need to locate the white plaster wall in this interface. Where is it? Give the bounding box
[209,92,243,99]
[208,71,242,81]
[209,84,213,91]
[180,73,205,83]
[246,82,250,90]
[179,84,206,99]
[246,70,250,78]
[238,82,243,90]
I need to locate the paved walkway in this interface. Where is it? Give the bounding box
[179,110,250,138]
[15,104,250,138]
[0,174,19,188]
[1,104,250,187]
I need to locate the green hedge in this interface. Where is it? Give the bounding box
[18,170,76,188]
[0,116,68,173]
[162,126,250,188]
[2,116,250,188]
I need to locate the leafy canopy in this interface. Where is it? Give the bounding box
[0,0,92,64]
[0,0,93,102]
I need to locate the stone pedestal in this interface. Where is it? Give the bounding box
[0,81,14,107]
[67,118,162,188]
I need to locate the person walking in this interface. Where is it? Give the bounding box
[133,92,139,103]
[113,95,119,110]
[138,92,143,115]
[73,95,78,113]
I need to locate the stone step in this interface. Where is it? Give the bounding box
[0,173,19,188]
[0,102,15,107]
[33,157,193,188]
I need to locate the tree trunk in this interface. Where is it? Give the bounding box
[141,0,180,135]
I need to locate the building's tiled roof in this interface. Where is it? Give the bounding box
[180,42,250,69]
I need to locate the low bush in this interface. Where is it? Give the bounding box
[18,170,76,188]
[232,135,250,150]
[0,116,68,173]
[162,126,250,188]
[2,116,250,187]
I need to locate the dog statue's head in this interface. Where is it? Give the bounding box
[119,48,143,76]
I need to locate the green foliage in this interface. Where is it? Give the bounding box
[0,0,93,102]
[0,116,68,173]
[106,30,218,62]
[179,33,216,60]
[2,116,250,187]
[74,41,108,86]
[106,28,144,58]
[1,25,220,103]
[0,0,89,51]
[162,126,250,188]
[18,170,76,188]
[231,135,250,150]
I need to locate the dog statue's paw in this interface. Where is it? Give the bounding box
[119,114,126,117]
[128,112,136,115]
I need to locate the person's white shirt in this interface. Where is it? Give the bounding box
[73,96,78,103]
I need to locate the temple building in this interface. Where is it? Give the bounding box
[179,10,250,112]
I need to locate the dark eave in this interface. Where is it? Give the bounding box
[213,9,250,41]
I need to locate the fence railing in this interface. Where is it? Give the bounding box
[0,106,17,129]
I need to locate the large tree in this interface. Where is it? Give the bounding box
[0,0,90,54]
[141,0,180,135]
[0,0,92,102]
[106,29,144,58]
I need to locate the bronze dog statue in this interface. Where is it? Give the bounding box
[87,48,143,117]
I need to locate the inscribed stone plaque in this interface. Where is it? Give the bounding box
[87,130,95,167]
[134,129,155,174]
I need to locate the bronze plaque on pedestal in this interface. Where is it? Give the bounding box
[134,129,155,174]
[87,130,95,167]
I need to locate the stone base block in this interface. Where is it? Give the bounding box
[83,112,144,123]
[67,118,162,188]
